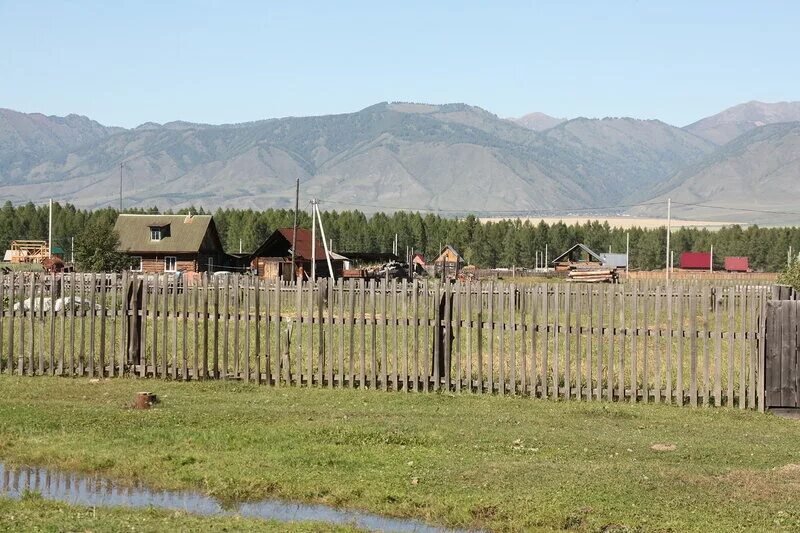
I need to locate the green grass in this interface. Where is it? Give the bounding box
[0,495,359,532]
[0,377,799,532]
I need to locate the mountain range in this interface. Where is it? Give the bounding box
[1,100,799,224]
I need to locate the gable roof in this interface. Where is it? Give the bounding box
[251,228,327,261]
[551,243,603,265]
[114,214,222,254]
[434,245,464,263]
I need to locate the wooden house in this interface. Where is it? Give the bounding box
[114,214,228,273]
[433,245,464,278]
[550,244,603,272]
[250,228,344,280]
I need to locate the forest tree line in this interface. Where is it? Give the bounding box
[1,201,798,272]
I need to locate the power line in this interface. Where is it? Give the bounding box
[321,199,666,215]
[670,201,800,217]
[321,197,800,219]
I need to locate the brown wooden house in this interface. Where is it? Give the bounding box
[250,228,344,280]
[114,214,228,273]
[550,243,603,272]
[433,245,464,278]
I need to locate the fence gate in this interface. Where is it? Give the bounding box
[765,300,800,408]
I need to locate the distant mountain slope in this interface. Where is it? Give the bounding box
[510,112,566,131]
[637,122,800,223]
[0,108,118,183]
[0,102,752,213]
[684,100,800,145]
[541,117,716,201]
[0,103,587,211]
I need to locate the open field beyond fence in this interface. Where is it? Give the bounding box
[0,272,786,411]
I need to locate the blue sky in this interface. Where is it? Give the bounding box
[1,1,798,128]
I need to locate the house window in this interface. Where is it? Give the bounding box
[149,223,170,241]
[131,256,143,272]
[164,256,177,272]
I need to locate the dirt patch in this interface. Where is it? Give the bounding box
[470,504,498,520]
[708,463,800,502]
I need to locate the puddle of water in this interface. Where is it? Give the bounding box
[0,462,476,533]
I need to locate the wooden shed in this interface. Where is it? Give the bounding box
[250,228,343,280]
[550,244,604,272]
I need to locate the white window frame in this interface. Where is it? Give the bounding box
[164,256,177,272]
[150,228,162,241]
[131,256,143,272]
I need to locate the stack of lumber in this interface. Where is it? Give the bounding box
[568,268,618,283]
[342,269,367,278]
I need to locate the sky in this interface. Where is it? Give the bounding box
[1,0,798,128]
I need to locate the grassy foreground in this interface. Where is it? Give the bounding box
[0,377,799,532]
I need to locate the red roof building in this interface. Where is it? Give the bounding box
[679,252,712,270]
[724,257,750,272]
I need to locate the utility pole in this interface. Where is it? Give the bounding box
[545,244,548,272]
[71,236,74,264]
[311,198,317,281]
[666,198,672,283]
[119,162,124,212]
[314,202,335,279]
[625,232,630,273]
[290,178,299,282]
[710,244,714,273]
[48,199,53,258]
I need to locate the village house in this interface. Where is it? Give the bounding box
[250,228,344,280]
[433,245,464,278]
[114,214,229,273]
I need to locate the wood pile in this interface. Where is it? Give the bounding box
[568,268,618,283]
[342,268,367,278]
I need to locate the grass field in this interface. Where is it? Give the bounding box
[0,377,799,531]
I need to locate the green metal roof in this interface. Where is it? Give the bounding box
[114,214,221,254]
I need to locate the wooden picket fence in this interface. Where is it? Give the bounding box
[0,272,781,410]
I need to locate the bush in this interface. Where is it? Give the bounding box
[778,260,800,291]
[75,219,134,272]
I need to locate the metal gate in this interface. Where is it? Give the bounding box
[764,299,800,408]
